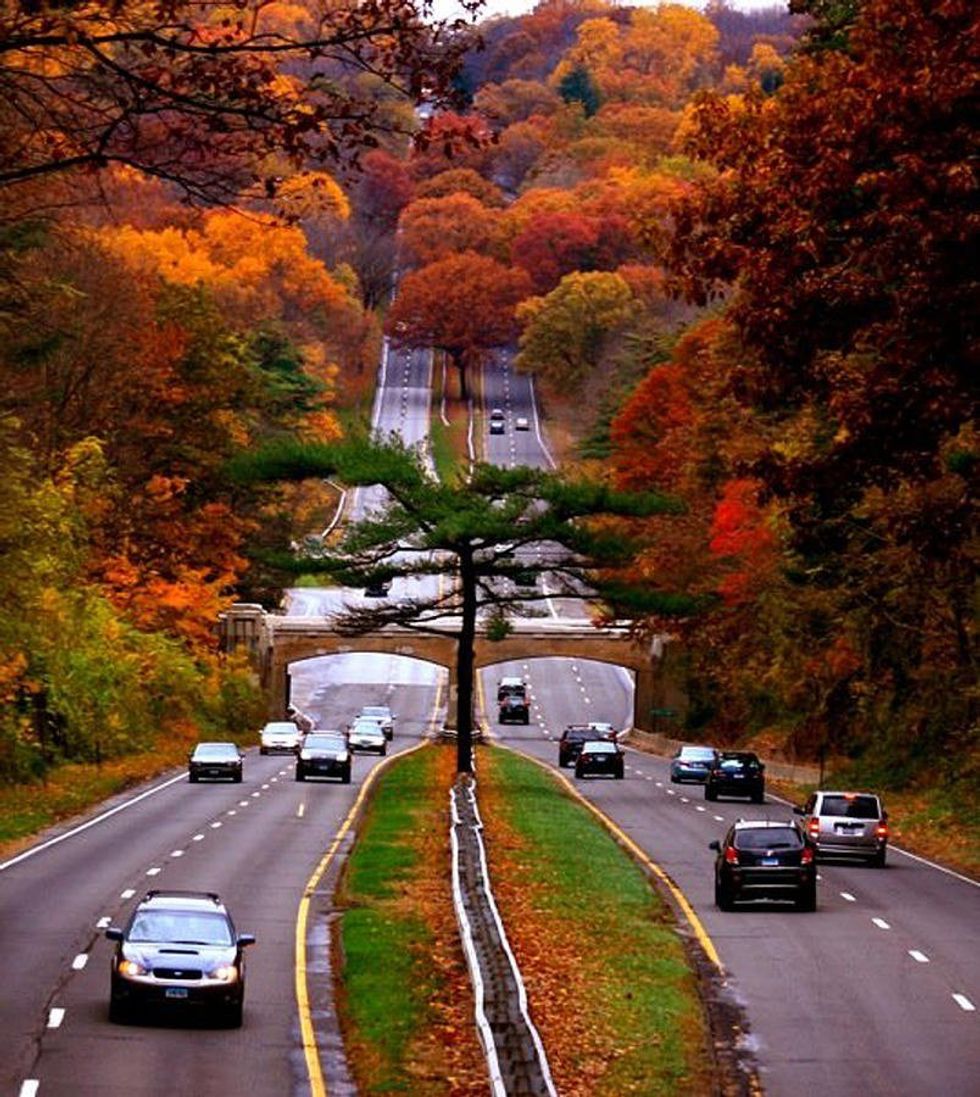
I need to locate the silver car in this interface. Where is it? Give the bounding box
[347,718,388,755]
[796,790,889,866]
[358,705,395,740]
[259,720,301,755]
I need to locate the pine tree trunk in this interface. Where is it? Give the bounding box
[456,544,477,774]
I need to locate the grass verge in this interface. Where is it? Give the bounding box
[337,743,486,1096]
[478,743,714,1097]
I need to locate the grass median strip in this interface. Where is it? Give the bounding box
[478,744,714,1097]
[336,742,486,1096]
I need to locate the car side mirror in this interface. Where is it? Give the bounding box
[105,927,124,941]
[709,840,721,852]
[238,934,256,947]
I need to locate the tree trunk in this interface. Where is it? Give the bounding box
[456,544,477,774]
[450,348,469,402]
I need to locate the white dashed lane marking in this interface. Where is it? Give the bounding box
[120,888,135,899]
[696,806,706,813]
[952,994,975,1012]
[908,950,929,963]
[713,815,724,822]
[211,821,222,829]
[170,849,183,858]
[19,1081,39,1097]
[96,916,111,929]
[841,892,857,902]
[145,867,161,877]
[48,1008,65,1028]
[872,917,891,930]
[192,833,204,842]
[71,954,88,971]
[297,803,305,818]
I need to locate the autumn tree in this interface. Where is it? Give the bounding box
[398,193,504,266]
[516,271,635,389]
[0,0,475,207]
[386,252,532,399]
[633,0,980,766]
[228,435,686,773]
[510,209,633,294]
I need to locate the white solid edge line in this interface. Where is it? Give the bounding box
[449,787,506,1097]
[0,770,188,873]
[527,375,557,470]
[467,782,558,1097]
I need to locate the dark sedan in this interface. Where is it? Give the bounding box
[574,740,625,779]
[558,725,604,767]
[106,890,255,1026]
[705,751,765,802]
[188,742,243,783]
[669,745,717,784]
[710,820,816,911]
[295,731,351,782]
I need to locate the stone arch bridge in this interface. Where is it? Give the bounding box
[219,603,669,732]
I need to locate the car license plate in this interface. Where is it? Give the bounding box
[761,857,778,866]
[165,987,188,999]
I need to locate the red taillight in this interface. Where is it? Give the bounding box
[800,845,814,865]
[807,819,820,838]
[875,822,889,839]
[724,846,740,865]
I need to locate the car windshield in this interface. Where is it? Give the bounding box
[679,747,715,761]
[734,827,802,851]
[305,735,345,750]
[351,722,382,735]
[820,795,880,819]
[361,707,389,718]
[193,744,237,760]
[583,742,617,754]
[263,723,296,735]
[128,910,233,946]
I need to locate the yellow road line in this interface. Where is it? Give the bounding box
[295,680,443,1097]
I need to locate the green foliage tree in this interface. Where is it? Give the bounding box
[557,64,602,117]
[228,436,688,773]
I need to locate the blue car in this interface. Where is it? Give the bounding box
[670,745,717,784]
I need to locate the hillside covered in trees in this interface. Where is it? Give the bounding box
[1,0,974,807]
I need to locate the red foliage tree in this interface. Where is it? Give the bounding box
[385,252,532,399]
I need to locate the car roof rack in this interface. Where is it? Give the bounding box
[143,889,222,904]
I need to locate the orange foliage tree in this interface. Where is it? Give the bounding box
[386,252,532,399]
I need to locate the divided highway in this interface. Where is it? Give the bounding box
[2,341,975,1097]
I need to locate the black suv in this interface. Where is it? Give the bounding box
[705,751,765,803]
[710,820,816,911]
[558,725,606,767]
[106,890,255,1026]
[498,694,530,724]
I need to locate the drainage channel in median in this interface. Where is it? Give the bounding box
[451,773,557,1097]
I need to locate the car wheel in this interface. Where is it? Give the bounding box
[295,769,305,781]
[574,768,583,779]
[705,786,717,801]
[871,847,887,868]
[342,767,351,784]
[715,879,735,912]
[796,883,817,912]
[234,772,243,784]
[109,996,130,1024]
[615,767,624,779]
[223,999,243,1028]
[751,789,764,803]
[380,744,387,755]
[189,772,198,783]
[260,747,267,756]
[522,715,529,725]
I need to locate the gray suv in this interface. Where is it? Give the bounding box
[795,790,889,866]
